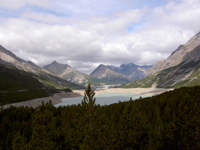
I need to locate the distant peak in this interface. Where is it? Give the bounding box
[52,61,58,64]
[97,64,107,68]
[120,63,136,67]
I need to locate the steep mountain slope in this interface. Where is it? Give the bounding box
[147,31,200,75]
[0,63,50,104]
[43,61,109,85]
[122,31,200,88]
[90,64,133,84]
[0,45,83,90]
[107,63,152,80]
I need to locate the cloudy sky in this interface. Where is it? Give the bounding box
[0,0,200,74]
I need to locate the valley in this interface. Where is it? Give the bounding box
[1,1,200,149]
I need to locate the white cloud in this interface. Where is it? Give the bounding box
[22,12,69,24]
[0,0,52,9]
[0,0,200,74]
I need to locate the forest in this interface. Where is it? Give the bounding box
[0,85,200,150]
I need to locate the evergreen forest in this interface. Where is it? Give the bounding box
[0,85,200,150]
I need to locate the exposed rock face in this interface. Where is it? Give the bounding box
[147,31,200,75]
[107,63,152,80]
[43,61,70,76]
[90,63,152,83]
[123,31,200,88]
[183,45,200,62]
[0,45,41,74]
[0,45,82,89]
[90,64,133,84]
[44,61,94,84]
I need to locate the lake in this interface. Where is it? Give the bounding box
[55,92,141,107]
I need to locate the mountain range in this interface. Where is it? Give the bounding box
[0,45,83,91]
[43,61,112,85]
[122,31,200,88]
[90,64,152,84]
[43,61,151,85]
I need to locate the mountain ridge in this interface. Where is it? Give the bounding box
[43,61,111,85]
[0,45,83,90]
[147,31,200,75]
[123,31,200,88]
[90,63,152,84]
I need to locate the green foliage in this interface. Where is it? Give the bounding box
[0,89,50,105]
[0,64,76,105]
[121,75,156,88]
[28,101,57,149]
[0,86,200,149]
[0,65,44,91]
[81,83,96,108]
[122,60,200,88]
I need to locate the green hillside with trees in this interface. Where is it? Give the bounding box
[0,85,200,149]
[0,64,74,105]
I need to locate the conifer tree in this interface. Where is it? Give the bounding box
[28,101,56,150]
[81,83,96,113]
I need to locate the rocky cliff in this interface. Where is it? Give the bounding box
[147,31,200,75]
[123,31,200,88]
[90,64,133,84]
[43,61,106,85]
[0,45,83,89]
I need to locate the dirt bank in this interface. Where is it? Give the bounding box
[3,91,82,109]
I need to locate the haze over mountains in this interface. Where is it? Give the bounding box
[123,31,200,88]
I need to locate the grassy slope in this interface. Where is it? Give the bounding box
[122,60,200,88]
[0,65,75,105]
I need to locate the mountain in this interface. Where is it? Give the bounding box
[107,63,152,80]
[90,63,152,84]
[122,31,200,88]
[43,61,109,85]
[90,64,133,84]
[147,31,200,75]
[0,45,83,90]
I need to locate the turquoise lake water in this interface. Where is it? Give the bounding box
[55,92,141,107]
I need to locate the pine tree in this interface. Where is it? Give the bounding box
[81,83,96,113]
[28,101,57,150]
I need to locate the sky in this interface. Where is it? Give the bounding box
[0,0,200,74]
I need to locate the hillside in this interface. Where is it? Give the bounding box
[0,45,84,104]
[43,61,112,85]
[0,63,55,105]
[1,86,200,149]
[0,45,83,90]
[107,63,152,80]
[147,31,200,75]
[122,31,200,88]
[90,64,133,84]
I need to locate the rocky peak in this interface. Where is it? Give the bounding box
[90,64,108,77]
[120,63,137,68]
[43,61,70,76]
[147,31,200,75]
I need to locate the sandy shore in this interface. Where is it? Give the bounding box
[74,88,173,97]
[3,88,173,109]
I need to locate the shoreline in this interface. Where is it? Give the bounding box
[3,91,82,109]
[73,88,173,97]
[2,88,173,109]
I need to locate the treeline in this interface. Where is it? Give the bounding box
[0,85,200,149]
